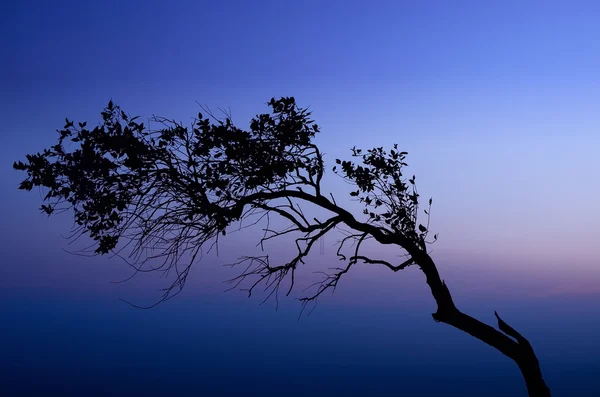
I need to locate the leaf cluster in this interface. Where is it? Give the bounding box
[14,97,322,256]
[333,144,435,247]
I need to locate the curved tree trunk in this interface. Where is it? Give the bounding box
[415,252,552,397]
[263,190,552,395]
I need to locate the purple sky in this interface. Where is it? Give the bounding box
[3,2,600,396]
[3,0,599,300]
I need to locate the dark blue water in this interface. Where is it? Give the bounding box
[1,286,598,397]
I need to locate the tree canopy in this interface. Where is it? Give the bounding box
[14,97,552,396]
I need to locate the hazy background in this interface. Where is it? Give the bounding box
[2,1,599,395]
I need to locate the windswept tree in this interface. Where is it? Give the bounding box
[14,97,551,396]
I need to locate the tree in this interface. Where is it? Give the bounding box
[14,97,551,396]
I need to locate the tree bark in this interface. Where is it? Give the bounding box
[414,252,551,397]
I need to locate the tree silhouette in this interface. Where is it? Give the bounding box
[14,97,551,396]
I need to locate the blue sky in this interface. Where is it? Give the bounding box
[3,0,600,292]
[2,1,600,396]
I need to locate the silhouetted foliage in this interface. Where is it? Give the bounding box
[14,97,551,396]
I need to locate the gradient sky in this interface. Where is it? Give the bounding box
[2,1,600,396]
